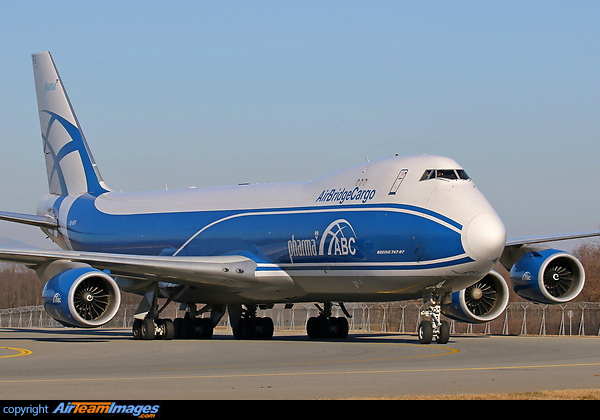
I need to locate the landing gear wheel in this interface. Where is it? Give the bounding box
[131,284,178,341]
[418,320,433,344]
[141,318,155,341]
[155,319,174,340]
[255,317,274,339]
[306,302,351,339]
[307,316,330,339]
[233,317,254,339]
[132,319,143,340]
[233,317,274,340]
[173,316,213,339]
[173,317,188,339]
[419,292,453,344]
[437,320,450,344]
[307,316,349,339]
[194,318,214,339]
[330,317,349,339]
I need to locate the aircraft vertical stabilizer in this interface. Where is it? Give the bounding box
[32,51,109,196]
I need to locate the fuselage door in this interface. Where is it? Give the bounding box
[388,169,408,196]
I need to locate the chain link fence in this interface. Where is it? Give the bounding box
[2,301,600,336]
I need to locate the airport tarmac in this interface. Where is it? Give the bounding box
[1,328,599,400]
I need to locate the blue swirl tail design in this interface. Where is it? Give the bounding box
[32,51,109,196]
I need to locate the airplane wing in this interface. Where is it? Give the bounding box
[505,230,600,247]
[500,230,600,270]
[0,248,271,290]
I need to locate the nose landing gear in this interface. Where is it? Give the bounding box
[419,293,450,344]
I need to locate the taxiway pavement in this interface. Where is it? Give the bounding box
[1,328,599,399]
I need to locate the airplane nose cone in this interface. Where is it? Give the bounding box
[463,212,506,261]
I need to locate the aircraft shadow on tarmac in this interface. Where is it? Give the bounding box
[0,328,492,345]
[0,327,130,343]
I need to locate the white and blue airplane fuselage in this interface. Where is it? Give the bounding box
[0,51,594,343]
[36,153,506,305]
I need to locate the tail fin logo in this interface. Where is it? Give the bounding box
[33,51,109,196]
[44,79,58,92]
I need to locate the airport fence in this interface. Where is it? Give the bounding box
[2,301,600,336]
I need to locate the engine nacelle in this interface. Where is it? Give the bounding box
[442,270,510,323]
[510,248,584,304]
[42,264,121,328]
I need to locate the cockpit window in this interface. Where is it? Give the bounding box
[419,170,433,181]
[436,169,457,180]
[456,169,470,180]
[420,169,470,181]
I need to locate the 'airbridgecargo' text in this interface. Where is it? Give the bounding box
[315,187,376,204]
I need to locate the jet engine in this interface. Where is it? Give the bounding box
[509,248,585,304]
[442,270,510,323]
[41,263,121,328]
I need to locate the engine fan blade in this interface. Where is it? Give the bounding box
[465,281,497,316]
[73,277,110,321]
[543,262,573,298]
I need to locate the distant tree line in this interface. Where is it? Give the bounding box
[1,240,599,309]
[572,241,600,301]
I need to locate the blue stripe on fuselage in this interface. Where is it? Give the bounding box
[59,195,468,269]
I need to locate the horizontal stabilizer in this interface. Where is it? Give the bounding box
[0,211,57,229]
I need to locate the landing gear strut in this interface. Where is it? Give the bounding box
[131,284,176,341]
[418,293,450,344]
[306,302,349,339]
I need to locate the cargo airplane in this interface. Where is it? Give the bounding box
[0,51,597,344]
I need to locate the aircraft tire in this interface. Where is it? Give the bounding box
[141,318,155,340]
[132,319,142,340]
[194,318,213,339]
[255,317,274,339]
[418,321,433,344]
[330,317,349,339]
[307,317,332,339]
[233,317,254,339]
[437,320,450,344]
[156,319,174,340]
[233,317,274,340]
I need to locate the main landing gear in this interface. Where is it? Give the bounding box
[306,302,350,339]
[228,304,274,340]
[130,292,353,341]
[131,284,173,341]
[133,303,223,341]
[131,284,224,341]
[418,293,450,344]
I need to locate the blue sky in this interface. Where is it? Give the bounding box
[1,1,599,249]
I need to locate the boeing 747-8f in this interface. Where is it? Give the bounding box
[1,52,597,344]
